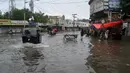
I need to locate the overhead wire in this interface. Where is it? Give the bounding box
[48,1,88,4]
[34,5,43,12]
[36,0,89,4]
[35,3,64,15]
[0,0,89,5]
[34,0,89,18]
[0,0,7,2]
[0,0,8,4]
[0,0,89,18]
[48,4,64,14]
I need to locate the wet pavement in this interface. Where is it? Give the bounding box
[0,32,95,73]
[0,32,130,73]
[88,38,130,73]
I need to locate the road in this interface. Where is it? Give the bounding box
[0,32,130,73]
[0,32,95,73]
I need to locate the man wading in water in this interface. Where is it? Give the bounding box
[81,28,85,40]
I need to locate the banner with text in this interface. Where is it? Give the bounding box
[109,0,120,11]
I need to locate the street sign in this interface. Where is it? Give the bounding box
[108,0,120,11]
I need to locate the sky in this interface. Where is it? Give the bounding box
[0,0,90,19]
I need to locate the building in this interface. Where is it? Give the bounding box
[0,19,29,33]
[48,15,65,26]
[64,19,90,27]
[64,19,73,27]
[11,20,28,25]
[89,0,121,24]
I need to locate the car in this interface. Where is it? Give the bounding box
[22,27,41,44]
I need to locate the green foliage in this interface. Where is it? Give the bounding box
[33,12,49,23]
[0,11,3,19]
[3,12,9,19]
[0,8,49,23]
[12,8,24,20]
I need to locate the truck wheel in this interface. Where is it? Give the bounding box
[22,36,28,43]
[38,35,41,43]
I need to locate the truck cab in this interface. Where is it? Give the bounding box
[22,27,41,44]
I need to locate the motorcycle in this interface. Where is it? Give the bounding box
[48,28,57,36]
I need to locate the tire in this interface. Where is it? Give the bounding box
[30,36,37,44]
[22,36,29,43]
[30,35,41,44]
[37,35,41,43]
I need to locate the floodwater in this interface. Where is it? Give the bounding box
[0,32,95,73]
[88,37,130,73]
[0,33,130,73]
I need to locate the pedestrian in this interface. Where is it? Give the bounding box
[99,29,104,40]
[85,27,89,37]
[80,28,85,40]
[47,27,51,34]
[105,30,109,40]
[122,27,126,35]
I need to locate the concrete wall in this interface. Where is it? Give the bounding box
[90,0,108,15]
[0,27,23,34]
[49,16,65,25]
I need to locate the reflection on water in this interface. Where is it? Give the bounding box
[21,45,46,73]
[88,38,130,73]
[1,33,130,73]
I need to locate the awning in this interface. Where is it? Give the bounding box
[93,24,102,29]
[93,20,123,29]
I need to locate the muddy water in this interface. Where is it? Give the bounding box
[1,33,129,73]
[0,33,95,73]
[41,34,95,73]
[88,38,130,73]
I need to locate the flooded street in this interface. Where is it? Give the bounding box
[88,38,130,73]
[0,32,130,73]
[0,32,95,73]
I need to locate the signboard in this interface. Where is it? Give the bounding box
[90,0,109,15]
[0,19,11,25]
[11,20,28,25]
[90,1,104,15]
[109,0,120,11]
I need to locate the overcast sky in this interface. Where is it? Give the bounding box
[0,0,90,19]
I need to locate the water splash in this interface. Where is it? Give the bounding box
[23,43,49,48]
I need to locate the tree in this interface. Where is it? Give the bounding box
[0,11,3,19]
[11,8,32,20]
[1,8,49,23]
[33,12,49,23]
[0,8,49,23]
[3,12,9,19]
[24,9,33,20]
[11,8,24,20]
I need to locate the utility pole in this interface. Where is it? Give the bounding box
[72,14,77,31]
[29,0,34,13]
[9,0,15,19]
[72,14,77,27]
[24,0,27,28]
[29,0,39,20]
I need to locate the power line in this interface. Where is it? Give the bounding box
[35,3,64,15]
[0,0,8,4]
[37,0,88,4]
[0,0,89,5]
[35,5,42,12]
[0,0,7,2]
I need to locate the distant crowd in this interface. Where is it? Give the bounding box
[80,26,124,40]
